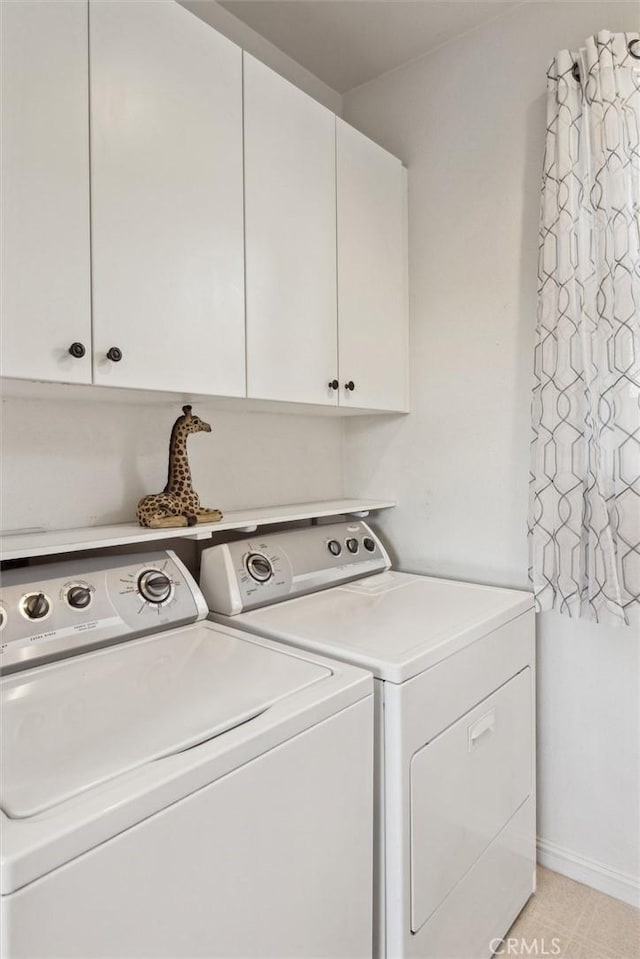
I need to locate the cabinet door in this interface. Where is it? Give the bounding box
[337,120,409,412]
[1,1,91,384]
[90,1,245,396]
[244,54,338,406]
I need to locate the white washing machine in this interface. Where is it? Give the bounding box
[0,550,374,959]
[201,521,537,959]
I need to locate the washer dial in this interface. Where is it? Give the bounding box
[138,569,173,605]
[65,583,92,610]
[246,553,273,583]
[21,592,51,621]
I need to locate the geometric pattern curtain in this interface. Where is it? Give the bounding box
[528,31,640,626]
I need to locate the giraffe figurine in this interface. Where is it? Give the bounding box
[136,406,223,529]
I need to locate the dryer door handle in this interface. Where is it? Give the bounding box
[468,710,495,750]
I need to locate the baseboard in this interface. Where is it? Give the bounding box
[537,837,640,908]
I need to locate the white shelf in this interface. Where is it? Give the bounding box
[0,499,395,561]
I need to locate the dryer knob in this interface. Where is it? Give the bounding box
[246,553,273,583]
[138,570,173,604]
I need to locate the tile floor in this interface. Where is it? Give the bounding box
[503,867,640,958]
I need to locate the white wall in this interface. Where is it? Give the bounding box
[342,1,640,904]
[0,393,344,532]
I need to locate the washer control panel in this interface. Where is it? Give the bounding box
[0,550,206,673]
[200,521,391,616]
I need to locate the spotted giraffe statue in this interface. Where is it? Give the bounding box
[136,406,223,528]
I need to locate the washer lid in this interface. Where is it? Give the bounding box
[1,625,330,819]
[230,571,534,682]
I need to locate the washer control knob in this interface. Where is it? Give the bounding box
[346,538,359,554]
[66,585,92,609]
[363,537,376,553]
[0,606,5,630]
[138,570,173,604]
[246,553,273,583]
[22,592,50,620]
[327,540,342,557]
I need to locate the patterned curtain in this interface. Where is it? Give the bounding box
[529,31,640,626]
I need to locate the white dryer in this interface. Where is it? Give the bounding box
[0,550,374,959]
[201,521,536,959]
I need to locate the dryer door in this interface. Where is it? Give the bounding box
[410,667,532,932]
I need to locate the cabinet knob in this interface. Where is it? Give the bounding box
[106,347,123,363]
[328,379,339,390]
[345,380,355,391]
[68,342,86,359]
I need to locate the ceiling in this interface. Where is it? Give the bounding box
[216,1,522,93]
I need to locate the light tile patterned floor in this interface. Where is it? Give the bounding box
[503,867,640,958]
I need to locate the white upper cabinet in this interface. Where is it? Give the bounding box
[89,1,245,396]
[243,54,338,406]
[1,1,92,384]
[1,2,408,413]
[337,119,409,413]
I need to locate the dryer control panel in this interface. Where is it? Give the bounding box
[0,551,207,673]
[200,521,391,615]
